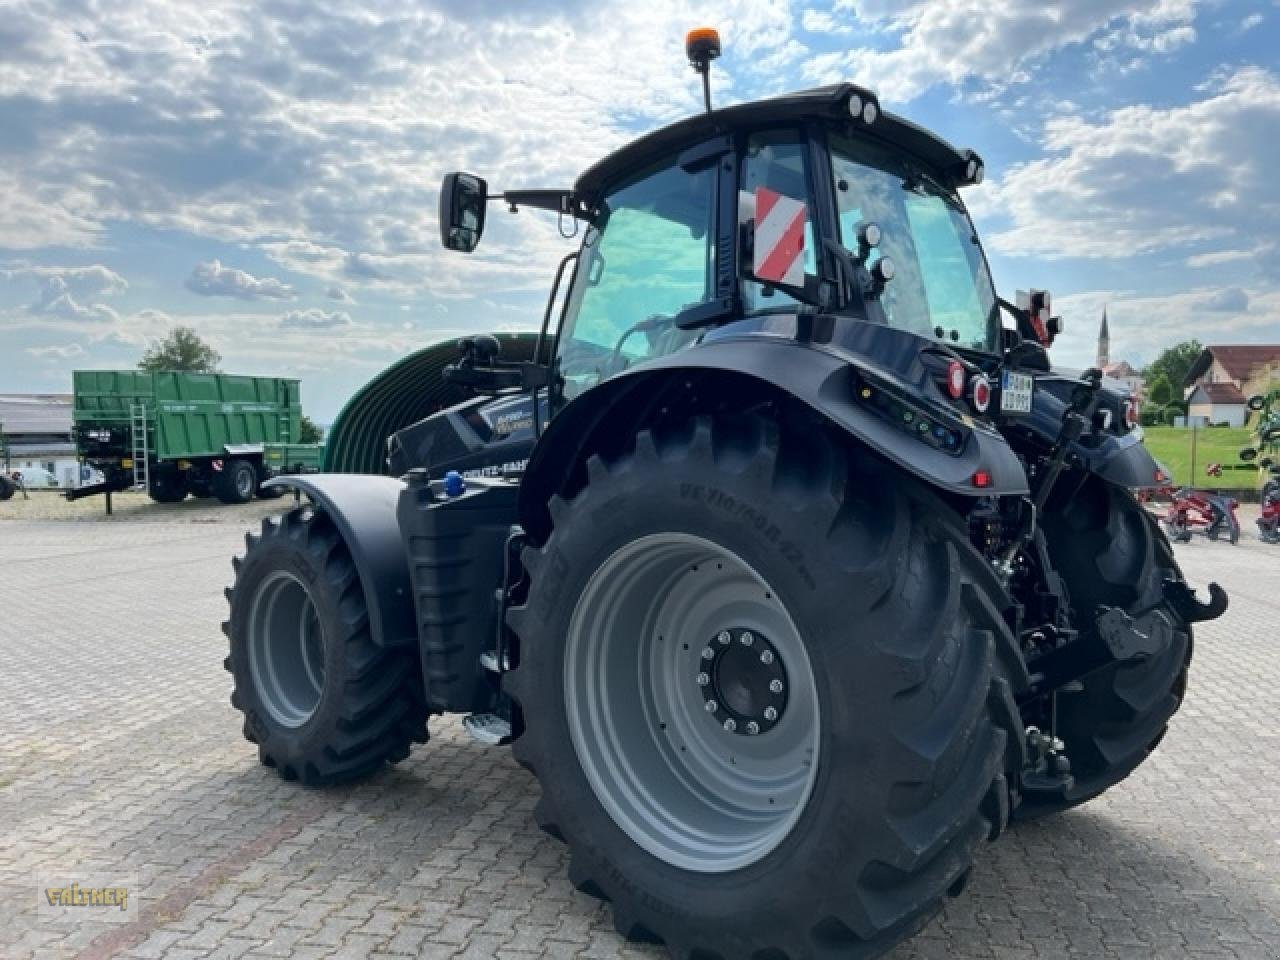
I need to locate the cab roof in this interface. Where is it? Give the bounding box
[574,83,978,199]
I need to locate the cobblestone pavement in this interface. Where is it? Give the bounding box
[1,514,1277,960]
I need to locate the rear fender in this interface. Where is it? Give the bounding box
[519,337,1028,541]
[1020,386,1168,490]
[262,474,416,649]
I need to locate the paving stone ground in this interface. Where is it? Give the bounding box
[1,509,1277,960]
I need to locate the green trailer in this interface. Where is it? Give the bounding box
[70,370,323,505]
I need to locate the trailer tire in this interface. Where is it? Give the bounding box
[223,507,428,784]
[214,458,257,504]
[255,464,286,500]
[148,469,188,503]
[505,415,1025,960]
[0,475,14,501]
[1020,478,1193,818]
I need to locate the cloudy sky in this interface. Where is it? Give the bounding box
[1,0,1277,420]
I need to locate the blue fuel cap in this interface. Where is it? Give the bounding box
[443,470,466,497]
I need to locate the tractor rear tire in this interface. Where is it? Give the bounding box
[505,415,1025,960]
[214,458,257,504]
[1021,479,1193,818]
[223,508,428,784]
[148,469,188,503]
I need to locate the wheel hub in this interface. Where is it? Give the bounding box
[698,628,788,735]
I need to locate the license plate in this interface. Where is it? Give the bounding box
[1001,371,1034,413]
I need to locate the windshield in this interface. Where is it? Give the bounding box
[829,135,998,353]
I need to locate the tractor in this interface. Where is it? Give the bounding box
[221,31,1227,960]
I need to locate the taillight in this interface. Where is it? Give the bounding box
[1125,399,1140,427]
[945,361,966,399]
[970,374,991,414]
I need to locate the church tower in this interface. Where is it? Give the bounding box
[1096,308,1110,369]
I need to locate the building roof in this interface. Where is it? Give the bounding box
[1102,360,1138,378]
[1184,345,1280,387]
[0,395,73,436]
[1189,382,1245,405]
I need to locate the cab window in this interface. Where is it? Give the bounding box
[557,161,715,398]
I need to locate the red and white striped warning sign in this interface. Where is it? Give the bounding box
[753,187,807,287]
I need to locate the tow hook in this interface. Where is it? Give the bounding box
[1163,578,1228,624]
[1020,726,1074,799]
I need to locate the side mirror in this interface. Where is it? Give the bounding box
[1247,394,1266,411]
[439,172,488,252]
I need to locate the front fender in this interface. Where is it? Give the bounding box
[263,474,416,649]
[520,337,1028,537]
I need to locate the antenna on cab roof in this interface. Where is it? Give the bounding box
[685,27,721,113]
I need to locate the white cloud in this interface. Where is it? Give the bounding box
[26,342,86,360]
[982,67,1280,261]
[800,9,852,34]
[804,1,1201,101]
[185,259,295,300]
[280,307,353,329]
[1200,287,1249,312]
[326,286,354,303]
[2,263,128,297]
[5,264,129,324]
[0,0,802,295]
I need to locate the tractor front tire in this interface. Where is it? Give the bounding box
[1024,479,1193,817]
[214,458,257,505]
[505,416,1025,960]
[223,508,428,784]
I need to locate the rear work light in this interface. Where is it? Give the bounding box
[945,361,966,399]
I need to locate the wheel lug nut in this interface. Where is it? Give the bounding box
[702,647,715,660]
[746,721,760,735]
[723,718,737,732]
[705,700,718,713]
[763,706,778,722]
[740,631,754,646]
[760,650,774,665]
[717,631,731,645]
[769,679,784,694]
[696,672,710,687]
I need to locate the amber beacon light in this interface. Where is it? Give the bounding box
[686,27,722,112]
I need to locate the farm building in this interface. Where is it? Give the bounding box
[1183,345,1280,426]
[0,394,83,488]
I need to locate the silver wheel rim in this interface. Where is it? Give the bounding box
[236,466,254,499]
[248,570,326,728]
[564,533,820,873]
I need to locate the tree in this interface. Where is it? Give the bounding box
[139,326,221,373]
[1148,373,1174,407]
[1144,340,1202,399]
[298,414,324,444]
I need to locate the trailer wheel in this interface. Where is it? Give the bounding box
[1022,479,1192,817]
[255,464,286,499]
[0,475,14,501]
[224,508,428,784]
[214,458,257,504]
[148,468,188,503]
[505,416,1024,959]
